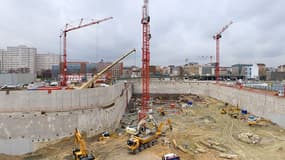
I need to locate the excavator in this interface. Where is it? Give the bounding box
[73,128,95,160]
[126,115,172,154]
[78,49,136,89]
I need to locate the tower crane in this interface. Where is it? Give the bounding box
[60,17,113,86]
[213,21,233,83]
[140,0,151,120]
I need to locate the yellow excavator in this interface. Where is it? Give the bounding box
[126,115,172,154]
[73,128,95,160]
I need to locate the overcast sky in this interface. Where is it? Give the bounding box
[0,0,284,67]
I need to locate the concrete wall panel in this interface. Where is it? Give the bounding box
[0,82,131,155]
[133,80,285,128]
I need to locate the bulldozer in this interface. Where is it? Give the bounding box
[73,128,95,160]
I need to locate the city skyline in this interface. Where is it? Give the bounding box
[0,0,284,67]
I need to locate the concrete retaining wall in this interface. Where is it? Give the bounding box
[0,73,35,86]
[133,80,285,128]
[0,82,132,155]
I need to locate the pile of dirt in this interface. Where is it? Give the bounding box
[238,132,262,144]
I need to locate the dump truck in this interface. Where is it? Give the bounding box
[126,115,166,154]
[127,123,163,154]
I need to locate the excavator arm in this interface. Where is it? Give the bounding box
[73,128,95,160]
[74,128,88,157]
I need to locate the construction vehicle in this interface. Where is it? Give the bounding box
[220,108,227,114]
[73,128,95,160]
[126,115,172,154]
[79,49,136,89]
[98,131,110,141]
[162,153,180,160]
[220,102,228,114]
[247,115,270,126]
[227,105,240,118]
[248,115,258,126]
[126,114,158,136]
[158,107,166,116]
[127,122,164,154]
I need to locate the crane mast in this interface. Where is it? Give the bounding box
[140,0,151,120]
[60,17,113,86]
[213,21,233,83]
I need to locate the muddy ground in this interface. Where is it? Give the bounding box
[1,95,285,160]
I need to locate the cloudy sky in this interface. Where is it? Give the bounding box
[0,0,284,67]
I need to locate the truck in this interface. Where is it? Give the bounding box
[126,115,164,154]
[127,131,161,153]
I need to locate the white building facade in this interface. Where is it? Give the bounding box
[244,64,259,79]
[36,53,60,72]
[0,45,36,74]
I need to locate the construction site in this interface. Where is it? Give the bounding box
[0,79,284,160]
[0,0,285,160]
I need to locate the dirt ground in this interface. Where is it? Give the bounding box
[1,95,285,160]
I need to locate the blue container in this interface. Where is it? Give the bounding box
[241,109,247,114]
[187,101,193,105]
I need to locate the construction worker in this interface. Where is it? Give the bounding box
[167,119,173,131]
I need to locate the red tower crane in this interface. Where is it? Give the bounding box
[213,21,233,83]
[140,0,151,120]
[60,17,113,86]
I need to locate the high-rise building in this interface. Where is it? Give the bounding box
[36,53,60,72]
[0,49,5,73]
[0,45,36,74]
[257,63,266,80]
